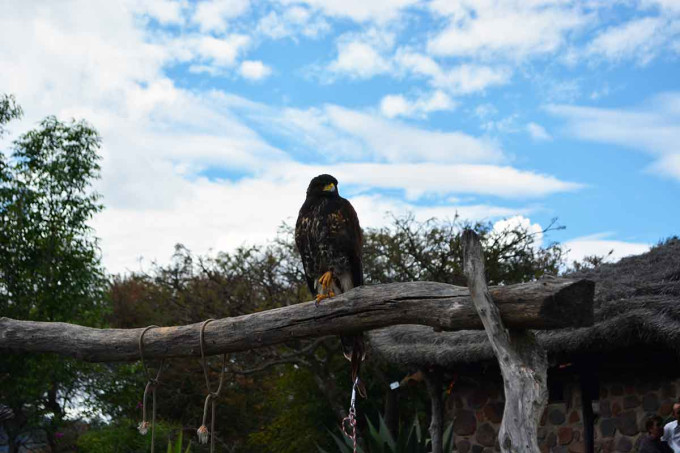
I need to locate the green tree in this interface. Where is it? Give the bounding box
[0,94,107,452]
[363,214,564,286]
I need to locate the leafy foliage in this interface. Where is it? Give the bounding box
[247,366,337,453]
[363,214,564,286]
[569,251,614,272]
[0,95,107,451]
[75,419,183,453]
[0,93,22,137]
[321,413,454,453]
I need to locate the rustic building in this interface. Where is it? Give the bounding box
[369,237,680,453]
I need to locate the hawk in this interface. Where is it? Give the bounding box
[295,174,366,392]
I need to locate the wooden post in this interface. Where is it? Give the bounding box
[578,362,597,453]
[463,230,548,453]
[423,368,444,453]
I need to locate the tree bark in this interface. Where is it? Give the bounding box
[0,279,593,362]
[463,230,548,453]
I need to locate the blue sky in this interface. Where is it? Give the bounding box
[1,0,678,274]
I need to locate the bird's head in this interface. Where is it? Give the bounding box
[306,174,339,199]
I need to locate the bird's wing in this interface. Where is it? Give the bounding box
[295,207,318,295]
[336,197,363,288]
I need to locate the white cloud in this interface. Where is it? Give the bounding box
[324,105,504,164]
[222,100,582,197]
[320,27,402,81]
[585,16,675,65]
[94,173,533,275]
[427,0,589,60]
[0,3,285,194]
[546,93,680,180]
[254,103,502,163]
[590,84,612,100]
[395,51,511,94]
[93,176,300,274]
[327,41,391,78]
[95,150,578,274]
[349,195,529,228]
[379,90,456,118]
[277,0,418,23]
[491,215,545,248]
[151,33,251,71]
[256,7,330,40]
[188,64,221,75]
[192,34,251,66]
[266,162,583,200]
[305,1,676,86]
[539,78,582,103]
[379,95,410,118]
[130,0,186,25]
[160,33,251,75]
[323,39,511,91]
[481,114,521,135]
[0,2,168,124]
[527,122,552,141]
[239,60,272,80]
[435,64,512,94]
[191,0,250,33]
[394,51,440,77]
[0,0,590,277]
[647,153,680,180]
[474,103,498,120]
[564,233,650,265]
[641,0,680,15]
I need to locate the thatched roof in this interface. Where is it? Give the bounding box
[368,238,680,368]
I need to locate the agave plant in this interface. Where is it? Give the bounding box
[166,430,192,453]
[320,414,454,453]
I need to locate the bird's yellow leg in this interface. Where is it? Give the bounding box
[315,271,335,306]
[318,270,334,291]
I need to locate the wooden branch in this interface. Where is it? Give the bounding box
[463,230,548,453]
[0,278,593,363]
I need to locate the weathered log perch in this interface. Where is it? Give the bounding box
[0,278,593,362]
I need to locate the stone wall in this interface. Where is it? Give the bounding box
[446,374,680,453]
[594,376,677,453]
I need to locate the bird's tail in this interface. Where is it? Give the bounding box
[341,334,367,398]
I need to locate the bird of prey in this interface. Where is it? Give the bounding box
[295,174,366,393]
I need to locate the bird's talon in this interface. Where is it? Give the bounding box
[316,293,329,306]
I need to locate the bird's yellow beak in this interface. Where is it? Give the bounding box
[323,183,336,192]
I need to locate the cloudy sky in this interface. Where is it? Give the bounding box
[1,0,677,275]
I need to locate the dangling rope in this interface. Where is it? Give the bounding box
[196,319,227,452]
[138,325,165,453]
[341,377,360,453]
